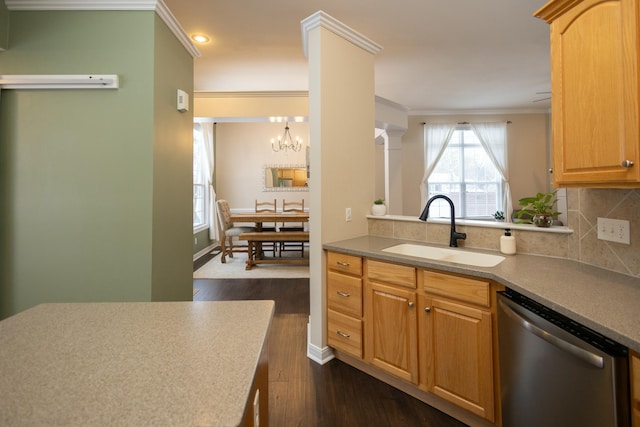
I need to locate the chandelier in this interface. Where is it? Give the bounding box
[271,122,302,153]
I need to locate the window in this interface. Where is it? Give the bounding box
[427,127,502,218]
[193,127,208,231]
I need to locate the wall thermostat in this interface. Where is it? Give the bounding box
[177,89,189,112]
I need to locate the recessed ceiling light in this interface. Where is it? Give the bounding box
[191,34,210,44]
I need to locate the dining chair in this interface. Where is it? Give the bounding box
[215,199,256,263]
[255,199,277,256]
[280,199,306,257]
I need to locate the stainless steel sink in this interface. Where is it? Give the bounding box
[381,243,505,267]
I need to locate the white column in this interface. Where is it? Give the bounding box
[301,11,382,364]
[384,129,405,215]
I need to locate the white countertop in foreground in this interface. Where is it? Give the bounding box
[324,235,640,353]
[0,301,274,427]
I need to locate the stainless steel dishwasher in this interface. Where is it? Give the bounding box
[497,289,630,427]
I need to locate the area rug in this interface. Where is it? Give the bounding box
[193,250,310,279]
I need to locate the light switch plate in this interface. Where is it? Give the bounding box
[597,217,630,244]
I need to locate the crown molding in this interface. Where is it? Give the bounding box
[300,10,382,58]
[194,90,309,99]
[375,96,409,112]
[409,108,552,116]
[4,0,200,58]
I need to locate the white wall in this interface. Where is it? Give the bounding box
[215,121,309,210]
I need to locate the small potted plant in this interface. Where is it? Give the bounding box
[493,210,505,221]
[371,198,386,216]
[515,191,561,227]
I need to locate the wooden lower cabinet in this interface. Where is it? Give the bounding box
[327,309,363,358]
[365,281,418,383]
[326,251,364,359]
[418,294,495,422]
[326,251,500,425]
[632,350,640,427]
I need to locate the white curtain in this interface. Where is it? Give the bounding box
[195,122,218,241]
[471,122,512,221]
[420,123,456,207]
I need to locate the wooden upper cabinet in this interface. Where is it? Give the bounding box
[535,0,640,187]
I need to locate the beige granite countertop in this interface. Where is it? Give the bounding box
[324,235,640,353]
[0,301,275,427]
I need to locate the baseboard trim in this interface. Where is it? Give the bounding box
[306,323,335,365]
[193,244,218,261]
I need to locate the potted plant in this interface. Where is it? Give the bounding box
[371,198,386,216]
[515,191,561,227]
[493,210,505,221]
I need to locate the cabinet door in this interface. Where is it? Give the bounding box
[365,282,418,383]
[540,0,640,186]
[419,295,494,422]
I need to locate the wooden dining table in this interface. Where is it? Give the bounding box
[229,212,309,269]
[229,211,309,231]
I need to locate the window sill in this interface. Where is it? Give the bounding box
[193,224,209,234]
[367,214,573,234]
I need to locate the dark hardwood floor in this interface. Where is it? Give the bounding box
[193,268,468,427]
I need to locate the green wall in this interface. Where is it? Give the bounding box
[0,0,9,51]
[0,1,7,50]
[194,228,214,254]
[0,10,193,318]
[150,15,194,301]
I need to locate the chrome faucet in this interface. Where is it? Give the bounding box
[419,195,467,247]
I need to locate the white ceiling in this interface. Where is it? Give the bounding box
[164,0,552,113]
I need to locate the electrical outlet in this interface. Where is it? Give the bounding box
[597,217,630,244]
[346,208,352,222]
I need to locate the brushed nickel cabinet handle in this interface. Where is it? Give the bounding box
[336,291,351,298]
[621,160,635,168]
[336,261,350,267]
[337,330,351,338]
[424,307,431,313]
[408,301,415,308]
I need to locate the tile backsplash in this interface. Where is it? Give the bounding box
[368,188,640,278]
[567,188,640,277]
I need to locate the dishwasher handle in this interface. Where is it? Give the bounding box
[499,298,604,369]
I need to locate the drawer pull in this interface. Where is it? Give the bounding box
[336,261,351,267]
[336,330,351,338]
[336,291,351,298]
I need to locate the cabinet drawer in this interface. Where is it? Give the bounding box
[327,309,363,358]
[327,251,363,276]
[327,271,362,317]
[367,259,416,289]
[422,270,490,307]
